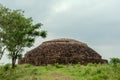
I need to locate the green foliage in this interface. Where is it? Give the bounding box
[0,4,47,68]
[46,64,53,71]
[4,64,10,71]
[17,54,23,59]
[55,63,64,68]
[23,64,33,68]
[0,64,120,80]
[110,57,120,65]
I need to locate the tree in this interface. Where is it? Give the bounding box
[0,5,47,68]
[110,58,120,65]
[0,4,7,60]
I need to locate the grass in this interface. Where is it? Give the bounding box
[0,63,120,80]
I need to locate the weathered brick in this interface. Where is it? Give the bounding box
[18,38,108,65]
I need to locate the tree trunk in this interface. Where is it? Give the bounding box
[12,57,16,69]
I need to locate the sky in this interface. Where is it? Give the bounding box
[0,0,120,64]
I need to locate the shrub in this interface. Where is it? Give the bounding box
[46,64,53,71]
[110,58,120,65]
[4,64,10,71]
[55,63,64,68]
[23,64,32,68]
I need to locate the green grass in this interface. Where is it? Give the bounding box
[0,63,120,80]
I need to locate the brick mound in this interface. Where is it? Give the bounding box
[18,38,108,65]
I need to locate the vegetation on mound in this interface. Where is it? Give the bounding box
[0,63,120,80]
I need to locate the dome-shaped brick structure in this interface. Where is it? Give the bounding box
[18,38,108,65]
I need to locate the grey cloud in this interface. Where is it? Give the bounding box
[41,0,120,45]
[0,0,120,62]
[1,0,120,44]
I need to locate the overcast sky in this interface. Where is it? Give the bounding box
[0,0,120,64]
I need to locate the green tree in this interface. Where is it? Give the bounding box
[0,4,7,60]
[110,58,120,65]
[0,5,47,68]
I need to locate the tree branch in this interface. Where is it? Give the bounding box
[0,47,6,60]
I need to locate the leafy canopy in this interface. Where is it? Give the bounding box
[0,4,47,68]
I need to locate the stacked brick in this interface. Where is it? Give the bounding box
[18,38,108,65]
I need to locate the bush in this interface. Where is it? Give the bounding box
[4,64,10,71]
[23,64,32,68]
[110,58,120,65]
[55,63,64,68]
[46,64,53,71]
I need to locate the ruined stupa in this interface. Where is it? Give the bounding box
[18,38,108,65]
